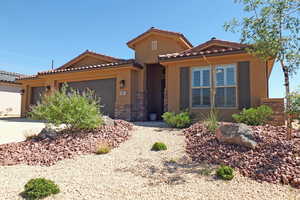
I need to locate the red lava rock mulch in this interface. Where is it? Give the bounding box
[0,120,133,166]
[184,123,300,188]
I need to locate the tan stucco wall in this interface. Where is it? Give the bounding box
[134,34,188,64]
[19,66,140,117]
[133,34,189,95]
[0,84,21,117]
[163,53,268,121]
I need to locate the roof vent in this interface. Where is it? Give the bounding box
[211,37,217,40]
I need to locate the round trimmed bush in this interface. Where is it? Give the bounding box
[151,142,167,151]
[216,165,234,180]
[21,178,60,200]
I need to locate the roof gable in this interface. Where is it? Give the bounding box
[57,50,125,70]
[127,27,193,50]
[183,38,248,53]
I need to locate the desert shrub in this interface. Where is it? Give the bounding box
[95,143,111,155]
[162,111,191,128]
[151,142,167,151]
[204,110,219,133]
[29,84,103,130]
[216,165,234,180]
[232,105,273,126]
[21,178,60,200]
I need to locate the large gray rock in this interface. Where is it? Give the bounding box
[38,127,58,140]
[216,123,257,149]
[103,116,115,126]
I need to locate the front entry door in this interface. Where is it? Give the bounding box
[146,64,165,120]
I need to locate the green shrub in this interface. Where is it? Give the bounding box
[232,105,273,126]
[21,178,60,200]
[204,110,219,133]
[216,165,234,180]
[288,91,300,120]
[162,111,191,128]
[95,143,111,155]
[29,84,103,130]
[151,142,167,151]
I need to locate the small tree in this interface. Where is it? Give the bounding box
[224,0,300,138]
[29,84,103,130]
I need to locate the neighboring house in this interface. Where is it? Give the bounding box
[17,27,277,121]
[0,70,24,117]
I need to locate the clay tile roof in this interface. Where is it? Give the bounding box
[37,59,142,76]
[56,50,126,70]
[0,70,25,83]
[16,75,38,81]
[127,27,193,49]
[158,38,250,61]
[158,47,246,61]
[183,38,249,53]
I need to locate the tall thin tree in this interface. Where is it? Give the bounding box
[224,0,300,138]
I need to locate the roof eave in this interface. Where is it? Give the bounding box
[17,61,142,81]
[159,49,247,63]
[0,80,21,85]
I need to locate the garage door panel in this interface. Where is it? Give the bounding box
[67,78,116,118]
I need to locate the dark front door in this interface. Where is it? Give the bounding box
[146,64,165,120]
[68,78,116,118]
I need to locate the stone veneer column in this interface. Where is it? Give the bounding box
[133,91,147,121]
[261,98,285,126]
[115,104,132,121]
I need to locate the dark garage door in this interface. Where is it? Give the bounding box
[31,86,46,105]
[68,78,116,118]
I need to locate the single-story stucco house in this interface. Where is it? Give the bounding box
[17,27,283,122]
[0,70,23,117]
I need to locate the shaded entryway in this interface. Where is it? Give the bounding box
[146,64,165,120]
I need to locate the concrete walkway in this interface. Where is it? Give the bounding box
[0,118,45,145]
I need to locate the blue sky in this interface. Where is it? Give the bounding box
[0,0,298,97]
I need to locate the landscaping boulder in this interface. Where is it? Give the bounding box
[38,127,58,140]
[216,123,257,149]
[103,116,115,126]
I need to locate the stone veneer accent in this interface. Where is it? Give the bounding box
[132,92,147,121]
[114,104,132,121]
[261,98,285,126]
[115,92,147,121]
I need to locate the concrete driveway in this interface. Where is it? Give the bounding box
[0,118,45,145]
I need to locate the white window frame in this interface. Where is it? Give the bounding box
[215,64,238,108]
[191,67,211,108]
[151,40,157,51]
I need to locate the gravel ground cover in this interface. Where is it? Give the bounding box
[0,120,132,166]
[0,122,299,200]
[184,123,300,188]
